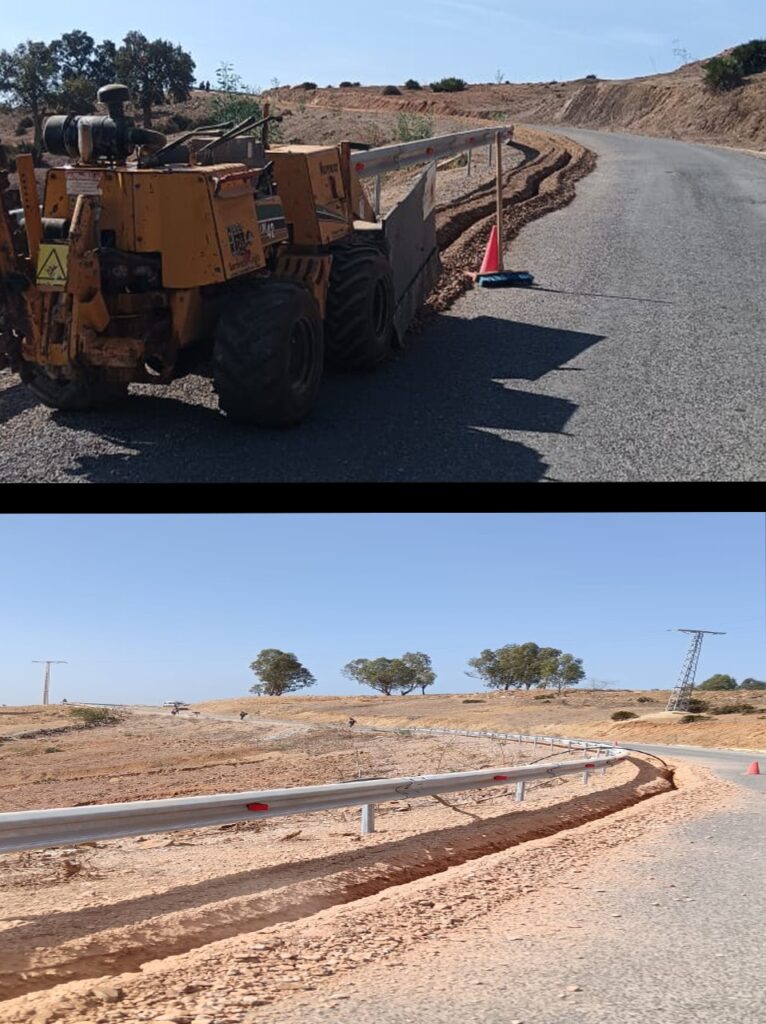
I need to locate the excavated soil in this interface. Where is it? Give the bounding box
[0,758,738,1024]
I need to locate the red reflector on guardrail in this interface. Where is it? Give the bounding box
[493,775,509,781]
[584,764,595,769]
[355,162,365,172]
[246,802,270,812]
[426,147,434,156]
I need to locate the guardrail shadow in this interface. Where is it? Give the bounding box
[2,757,663,999]
[6,314,605,483]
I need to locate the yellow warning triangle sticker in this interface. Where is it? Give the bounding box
[37,243,68,287]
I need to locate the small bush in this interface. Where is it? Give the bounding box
[680,714,704,723]
[611,710,638,721]
[298,81,317,90]
[637,696,655,703]
[383,85,402,96]
[430,77,467,93]
[165,111,193,131]
[17,115,33,130]
[395,112,434,142]
[584,74,598,80]
[405,79,422,90]
[67,706,121,727]
[44,746,63,753]
[730,39,766,76]
[704,56,744,92]
[339,81,354,88]
[534,693,554,700]
[462,698,485,704]
[712,703,756,715]
[686,698,708,714]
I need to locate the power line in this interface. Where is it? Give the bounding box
[32,660,67,705]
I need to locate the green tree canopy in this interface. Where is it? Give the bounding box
[115,31,195,127]
[697,674,737,691]
[249,648,316,696]
[0,40,60,155]
[738,678,766,691]
[53,30,96,80]
[468,643,586,693]
[342,654,433,696]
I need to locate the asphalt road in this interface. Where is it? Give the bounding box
[1,129,765,481]
[277,742,765,1024]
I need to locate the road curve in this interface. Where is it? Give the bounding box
[274,740,765,1024]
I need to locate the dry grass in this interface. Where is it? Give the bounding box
[196,688,766,751]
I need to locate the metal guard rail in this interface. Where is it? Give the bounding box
[352,125,514,178]
[0,737,627,853]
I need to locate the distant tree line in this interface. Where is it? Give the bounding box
[247,642,586,697]
[0,28,196,156]
[697,674,766,691]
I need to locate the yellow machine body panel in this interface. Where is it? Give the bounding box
[268,146,353,246]
[42,164,269,287]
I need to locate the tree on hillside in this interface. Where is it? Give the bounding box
[536,647,562,690]
[552,652,586,694]
[739,678,766,691]
[53,30,95,80]
[115,31,195,126]
[401,651,436,695]
[342,656,414,696]
[697,673,737,691]
[90,39,118,85]
[466,644,532,691]
[0,40,60,156]
[703,55,743,93]
[249,649,316,696]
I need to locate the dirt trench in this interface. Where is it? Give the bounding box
[1,758,670,1004]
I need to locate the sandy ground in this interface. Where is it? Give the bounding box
[0,757,735,1024]
[197,688,766,751]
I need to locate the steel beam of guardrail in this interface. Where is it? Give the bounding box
[0,749,626,853]
[352,125,514,179]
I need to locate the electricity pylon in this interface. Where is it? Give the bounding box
[32,660,67,705]
[666,630,725,712]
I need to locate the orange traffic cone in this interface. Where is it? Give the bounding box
[479,225,500,275]
[746,761,761,775]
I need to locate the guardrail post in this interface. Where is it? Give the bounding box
[515,780,525,802]
[581,770,590,785]
[374,175,382,217]
[466,147,472,177]
[360,804,375,835]
[488,141,493,167]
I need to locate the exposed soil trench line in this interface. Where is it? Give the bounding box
[1,758,672,1003]
[424,142,596,316]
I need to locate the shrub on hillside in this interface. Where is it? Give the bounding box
[383,85,402,96]
[67,706,121,727]
[611,710,638,721]
[430,77,467,93]
[680,714,704,723]
[739,678,766,690]
[730,39,766,76]
[636,696,655,703]
[584,74,598,80]
[685,698,708,714]
[703,56,744,92]
[339,81,354,88]
[298,81,317,90]
[395,112,434,142]
[711,703,756,715]
[405,79,422,90]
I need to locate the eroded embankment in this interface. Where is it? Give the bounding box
[2,757,670,1013]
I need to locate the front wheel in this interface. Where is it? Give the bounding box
[213,279,324,427]
[325,244,395,371]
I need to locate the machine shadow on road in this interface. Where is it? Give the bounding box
[0,379,38,426]
[22,315,605,483]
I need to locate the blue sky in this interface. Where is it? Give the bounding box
[1,514,763,706]
[1,1,764,86]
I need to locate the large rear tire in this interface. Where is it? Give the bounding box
[213,279,323,427]
[20,363,128,411]
[325,243,394,371]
